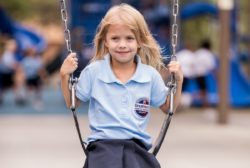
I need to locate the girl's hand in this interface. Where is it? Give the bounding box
[167,61,183,82]
[60,53,78,77]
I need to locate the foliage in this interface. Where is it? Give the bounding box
[0,0,61,24]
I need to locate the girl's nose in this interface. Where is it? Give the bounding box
[118,40,127,48]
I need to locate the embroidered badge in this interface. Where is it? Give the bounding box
[134,98,150,118]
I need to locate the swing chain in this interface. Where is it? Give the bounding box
[171,0,179,61]
[59,0,87,155]
[60,0,78,110]
[60,0,72,54]
[152,0,179,156]
[168,0,179,99]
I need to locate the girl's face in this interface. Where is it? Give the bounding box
[105,24,139,67]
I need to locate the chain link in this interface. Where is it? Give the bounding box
[60,0,78,109]
[152,1,179,156]
[168,0,179,96]
[59,0,87,155]
[60,0,72,53]
[171,0,179,61]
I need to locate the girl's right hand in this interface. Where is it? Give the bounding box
[60,52,78,77]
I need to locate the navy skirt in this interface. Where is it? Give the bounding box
[83,139,161,168]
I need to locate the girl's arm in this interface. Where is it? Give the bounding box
[60,53,80,108]
[160,61,183,113]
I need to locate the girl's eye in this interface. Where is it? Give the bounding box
[127,36,135,40]
[111,37,119,40]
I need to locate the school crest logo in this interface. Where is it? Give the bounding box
[134,97,150,118]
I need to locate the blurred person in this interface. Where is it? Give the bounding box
[176,41,196,108]
[60,4,183,168]
[0,39,26,105]
[193,39,216,110]
[21,47,46,110]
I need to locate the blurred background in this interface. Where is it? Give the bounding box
[0,0,249,168]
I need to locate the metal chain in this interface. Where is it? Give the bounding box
[168,0,179,107]
[60,0,72,54]
[59,0,87,156]
[152,0,179,156]
[171,0,179,61]
[60,0,78,110]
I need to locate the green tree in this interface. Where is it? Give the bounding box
[0,0,60,24]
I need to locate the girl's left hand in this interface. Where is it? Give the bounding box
[167,61,183,82]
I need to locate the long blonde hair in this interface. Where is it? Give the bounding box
[92,3,164,71]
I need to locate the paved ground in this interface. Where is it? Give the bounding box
[0,88,250,168]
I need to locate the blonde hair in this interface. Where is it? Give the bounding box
[92,3,164,71]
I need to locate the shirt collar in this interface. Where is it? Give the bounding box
[130,55,151,83]
[97,54,151,84]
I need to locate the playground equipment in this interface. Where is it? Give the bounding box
[180,2,250,107]
[0,8,46,60]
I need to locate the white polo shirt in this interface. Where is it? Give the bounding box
[76,54,169,149]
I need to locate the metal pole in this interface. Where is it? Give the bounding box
[217,0,233,124]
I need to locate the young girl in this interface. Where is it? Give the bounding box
[60,3,183,168]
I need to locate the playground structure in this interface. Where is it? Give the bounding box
[0,7,46,60]
[180,2,250,107]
